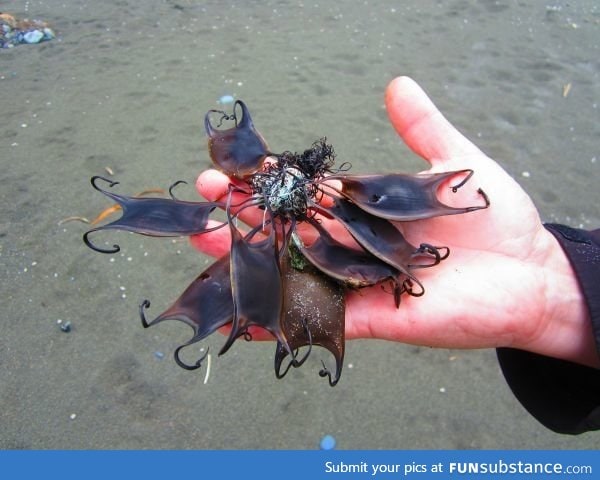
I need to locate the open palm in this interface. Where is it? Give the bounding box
[192,76,593,366]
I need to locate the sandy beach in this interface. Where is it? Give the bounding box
[1,0,598,449]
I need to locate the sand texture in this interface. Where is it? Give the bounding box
[1,0,599,449]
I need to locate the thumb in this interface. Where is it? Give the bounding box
[385,76,482,168]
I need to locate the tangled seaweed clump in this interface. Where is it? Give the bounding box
[84,100,489,385]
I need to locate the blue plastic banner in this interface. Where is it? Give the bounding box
[1,450,598,479]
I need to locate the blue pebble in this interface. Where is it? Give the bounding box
[23,30,44,44]
[319,434,336,450]
[218,95,235,105]
[42,28,55,40]
[60,321,72,333]
[154,351,165,360]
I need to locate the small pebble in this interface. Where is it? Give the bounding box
[320,434,336,450]
[521,171,530,178]
[218,94,235,104]
[60,321,72,333]
[69,413,77,420]
[154,351,165,360]
[23,30,44,44]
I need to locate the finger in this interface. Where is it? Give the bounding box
[196,169,235,202]
[196,169,269,228]
[189,219,232,258]
[384,76,482,167]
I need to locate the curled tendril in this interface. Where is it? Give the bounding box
[477,188,491,207]
[91,175,120,191]
[410,243,451,269]
[318,360,339,387]
[174,343,209,371]
[83,176,123,253]
[168,180,188,200]
[402,277,425,297]
[206,109,237,128]
[83,229,120,254]
[275,317,313,379]
[450,169,475,192]
[139,299,152,328]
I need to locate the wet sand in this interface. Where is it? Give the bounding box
[1,0,599,449]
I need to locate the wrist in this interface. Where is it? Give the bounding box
[521,229,598,368]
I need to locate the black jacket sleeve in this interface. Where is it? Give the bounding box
[496,224,600,434]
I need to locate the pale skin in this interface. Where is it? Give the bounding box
[191,76,599,369]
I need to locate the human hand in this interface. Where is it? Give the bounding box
[191,76,597,368]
